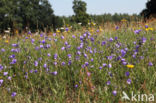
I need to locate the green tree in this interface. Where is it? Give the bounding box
[0,0,22,34]
[141,0,156,19]
[72,0,90,25]
[19,0,54,31]
[0,0,8,32]
[0,0,55,34]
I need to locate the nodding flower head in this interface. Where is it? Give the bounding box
[127,79,132,84]
[0,79,3,86]
[148,62,153,66]
[54,53,58,59]
[52,71,57,75]
[10,59,17,64]
[34,61,38,67]
[0,64,3,71]
[112,90,117,96]
[11,92,17,97]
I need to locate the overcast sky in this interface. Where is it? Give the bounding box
[49,0,147,16]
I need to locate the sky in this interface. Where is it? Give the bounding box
[49,0,147,16]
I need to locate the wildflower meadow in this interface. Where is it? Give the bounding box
[0,21,156,103]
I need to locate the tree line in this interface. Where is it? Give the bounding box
[0,0,154,35]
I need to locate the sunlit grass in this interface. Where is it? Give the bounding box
[0,21,155,102]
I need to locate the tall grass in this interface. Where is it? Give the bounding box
[0,21,155,103]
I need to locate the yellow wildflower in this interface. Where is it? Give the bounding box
[56,29,60,33]
[5,40,9,43]
[90,29,94,32]
[99,26,103,31]
[91,22,96,26]
[149,28,153,31]
[15,30,18,34]
[145,26,153,31]
[127,64,134,69]
[121,19,127,22]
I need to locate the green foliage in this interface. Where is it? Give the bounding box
[0,0,145,34]
[0,0,22,33]
[0,0,55,34]
[141,0,156,19]
[72,0,90,25]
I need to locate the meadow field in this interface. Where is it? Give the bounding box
[0,20,155,103]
